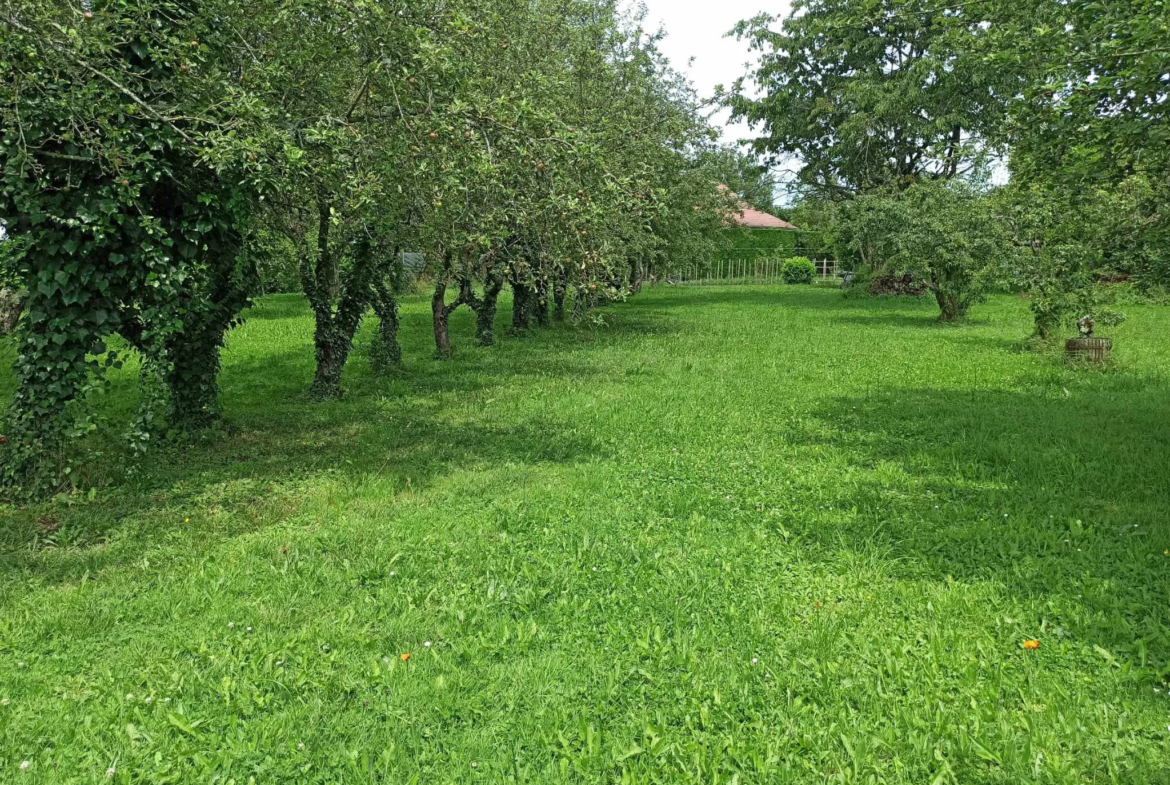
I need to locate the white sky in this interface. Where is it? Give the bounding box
[635,0,793,148]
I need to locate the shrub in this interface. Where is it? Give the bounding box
[838,182,1011,322]
[840,266,873,299]
[782,256,816,284]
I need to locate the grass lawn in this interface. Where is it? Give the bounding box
[1,285,1169,784]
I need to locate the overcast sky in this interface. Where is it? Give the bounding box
[635,0,793,148]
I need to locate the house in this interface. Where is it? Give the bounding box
[719,184,799,231]
[733,204,799,231]
[717,185,800,260]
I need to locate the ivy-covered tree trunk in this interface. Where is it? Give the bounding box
[163,328,224,431]
[161,248,256,431]
[308,321,351,399]
[2,182,161,493]
[629,259,644,294]
[934,290,966,323]
[307,280,371,399]
[929,264,970,323]
[474,275,504,346]
[512,281,533,331]
[4,263,108,491]
[1033,300,1060,341]
[370,280,403,373]
[300,202,376,399]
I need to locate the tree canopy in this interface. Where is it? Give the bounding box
[725,0,1018,195]
[727,0,1169,325]
[0,0,735,495]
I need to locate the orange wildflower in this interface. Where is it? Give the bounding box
[1022,639,1040,650]
[400,653,411,662]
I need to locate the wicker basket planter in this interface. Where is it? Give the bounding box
[1066,336,1112,362]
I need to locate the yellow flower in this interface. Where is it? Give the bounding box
[1022,639,1040,650]
[400,653,411,662]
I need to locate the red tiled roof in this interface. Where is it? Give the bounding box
[718,184,798,230]
[735,205,798,230]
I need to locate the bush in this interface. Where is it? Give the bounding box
[782,256,816,284]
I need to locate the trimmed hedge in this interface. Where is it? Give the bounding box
[782,257,816,284]
[716,228,798,261]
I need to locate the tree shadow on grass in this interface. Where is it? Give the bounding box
[0,404,602,587]
[792,382,1170,673]
[0,300,685,583]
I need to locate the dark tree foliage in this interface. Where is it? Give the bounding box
[1002,0,1170,295]
[0,1,263,493]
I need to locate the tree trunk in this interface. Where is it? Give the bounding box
[4,288,104,490]
[533,278,551,328]
[475,276,504,346]
[1033,306,1059,342]
[163,327,223,431]
[309,318,354,399]
[162,252,256,426]
[935,291,963,323]
[629,259,644,294]
[512,281,532,331]
[370,286,402,373]
[305,238,373,398]
[0,289,24,335]
[432,281,453,358]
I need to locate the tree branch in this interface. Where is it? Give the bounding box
[1,13,197,144]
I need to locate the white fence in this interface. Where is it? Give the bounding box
[672,258,837,285]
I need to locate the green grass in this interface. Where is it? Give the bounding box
[2,286,1170,784]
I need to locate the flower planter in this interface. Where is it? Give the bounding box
[1066,336,1112,362]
